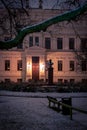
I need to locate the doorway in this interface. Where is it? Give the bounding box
[32,57,39,81]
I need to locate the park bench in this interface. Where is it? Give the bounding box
[47,96,87,120]
[47,96,62,112]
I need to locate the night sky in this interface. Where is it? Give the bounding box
[0,0,86,9]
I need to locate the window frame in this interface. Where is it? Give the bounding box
[35,36,39,46]
[58,60,63,71]
[29,36,33,47]
[69,61,75,71]
[5,60,10,71]
[45,37,51,49]
[69,38,75,50]
[57,38,63,49]
[17,60,22,71]
[81,60,87,71]
[80,38,87,52]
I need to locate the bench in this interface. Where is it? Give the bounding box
[47,96,61,112]
[47,96,87,120]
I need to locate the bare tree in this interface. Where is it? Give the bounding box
[0,0,30,37]
[0,0,87,50]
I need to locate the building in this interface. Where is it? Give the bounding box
[0,8,87,84]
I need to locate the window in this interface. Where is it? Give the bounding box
[17,79,22,83]
[81,60,87,71]
[58,60,62,71]
[5,79,10,83]
[57,38,63,49]
[64,80,68,84]
[29,36,33,47]
[69,38,75,49]
[45,37,51,49]
[82,79,87,83]
[81,38,87,52]
[17,43,23,49]
[35,37,39,46]
[17,60,22,71]
[70,79,75,84]
[5,60,10,71]
[70,61,74,71]
[58,79,63,83]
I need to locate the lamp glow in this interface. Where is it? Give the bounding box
[40,63,45,72]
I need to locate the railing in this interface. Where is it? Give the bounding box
[47,96,87,120]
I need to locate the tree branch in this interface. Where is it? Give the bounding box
[0,3,87,49]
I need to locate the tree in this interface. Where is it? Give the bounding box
[0,2,87,49]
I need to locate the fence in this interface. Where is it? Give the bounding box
[47,96,87,120]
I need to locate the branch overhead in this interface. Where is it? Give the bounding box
[0,3,87,49]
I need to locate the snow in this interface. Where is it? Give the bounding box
[0,91,87,130]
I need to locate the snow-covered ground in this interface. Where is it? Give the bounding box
[0,91,87,130]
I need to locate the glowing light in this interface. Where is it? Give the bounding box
[27,62,31,70]
[40,63,45,72]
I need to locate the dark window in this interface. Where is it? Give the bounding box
[17,43,23,49]
[81,38,87,52]
[5,60,10,71]
[29,36,33,47]
[17,60,22,71]
[45,38,51,49]
[58,79,63,83]
[69,38,75,49]
[58,60,62,71]
[70,61,74,71]
[5,79,10,83]
[70,79,75,84]
[82,79,87,83]
[81,60,87,71]
[17,79,22,83]
[64,80,68,84]
[35,37,39,46]
[57,38,63,49]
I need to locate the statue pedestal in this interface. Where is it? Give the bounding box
[48,67,53,85]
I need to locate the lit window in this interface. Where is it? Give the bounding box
[57,38,63,49]
[45,37,51,49]
[29,36,33,47]
[35,37,39,46]
[69,38,75,49]
[70,61,74,71]
[5,60,10,71]
[58,60,62,71]
[17,60,22,71]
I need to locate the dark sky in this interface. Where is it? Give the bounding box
[0,0,86,9]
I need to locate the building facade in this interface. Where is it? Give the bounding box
[0,9,87,83]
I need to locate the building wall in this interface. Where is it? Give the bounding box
[0,9,87,83]
[47,52,87,83]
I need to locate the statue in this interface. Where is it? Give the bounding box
[48,59,53,85]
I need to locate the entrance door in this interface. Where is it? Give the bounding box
[32,57,39,81]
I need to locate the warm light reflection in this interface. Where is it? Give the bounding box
[27,62,31,70]
[40,63,45,72]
